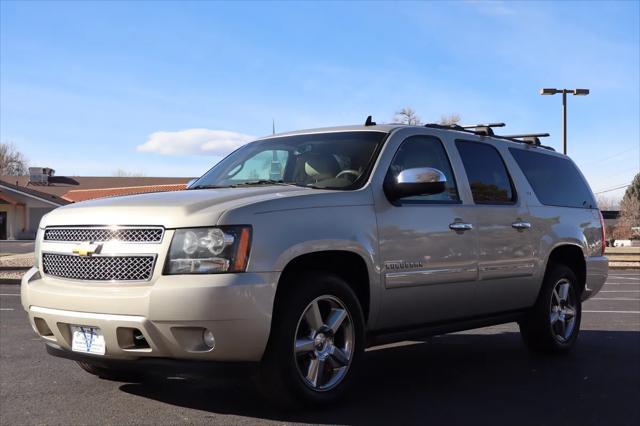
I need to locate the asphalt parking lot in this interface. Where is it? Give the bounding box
[1,270,639,426]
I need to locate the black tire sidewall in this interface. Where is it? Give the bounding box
[261,271,365,406]
[524,264,582,352]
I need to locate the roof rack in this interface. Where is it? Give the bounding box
[459,123,506,129]
[424,122,555,151]
[425,122,505,136]
[460,123,505,136]
[502,133,550,146]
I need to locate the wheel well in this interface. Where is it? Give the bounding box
[546,245,586,293]
[276,251,370,322]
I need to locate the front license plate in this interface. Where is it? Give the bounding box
[71,326,106,355]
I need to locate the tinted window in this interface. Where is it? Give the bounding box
[229,150,289,181]
[456,140,516,204]
[191,131,386,190]
[509,148,596,208]
[387,135,459,203]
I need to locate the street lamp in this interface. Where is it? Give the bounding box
[540,88,590,155]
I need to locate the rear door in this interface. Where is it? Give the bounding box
[454,140,537,313]
[374,133,479,329]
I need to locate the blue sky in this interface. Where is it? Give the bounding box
[1,0,638,201]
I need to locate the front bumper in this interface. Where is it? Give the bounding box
[21,267,278,362]
[45,342,258,377]
[582,255,608,301]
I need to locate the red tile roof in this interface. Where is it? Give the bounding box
[0,176,193,205]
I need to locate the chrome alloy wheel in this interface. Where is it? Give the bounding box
[550,278,577,343]
[294,295,355,391]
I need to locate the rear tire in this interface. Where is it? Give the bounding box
[520,264,582,354]
[258,271,365,407]
[76,361,143,382]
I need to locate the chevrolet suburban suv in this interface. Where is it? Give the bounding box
[21,121,608,405]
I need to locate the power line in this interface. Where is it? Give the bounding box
[594,183,631,194]
[583,146,639,167]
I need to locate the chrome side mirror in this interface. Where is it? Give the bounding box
[384,167,447,201]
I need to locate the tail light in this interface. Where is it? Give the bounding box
[599,210,606,256]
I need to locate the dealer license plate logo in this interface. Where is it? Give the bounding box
[71,326,106,355]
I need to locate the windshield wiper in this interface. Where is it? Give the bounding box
[229,179,298,188]
[188,184,229,190]
[190,180,310,190]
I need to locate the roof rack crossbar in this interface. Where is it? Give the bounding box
[460,123,505,129]
[423,122,555,151]
[502,133,550,138]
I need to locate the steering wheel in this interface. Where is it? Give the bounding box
[335,170,360,181]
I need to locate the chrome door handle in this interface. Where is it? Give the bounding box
[512,221,531,230]
[449,222,473,231]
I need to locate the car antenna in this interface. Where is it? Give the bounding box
[364,115,376,126]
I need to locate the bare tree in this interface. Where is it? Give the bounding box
[112,168,146,177]
[438,113,461,126]
[614,196,640,239]
[614,173,640,239]
[394,107,422,125]
[0,142,28,176]
[596,195,618,211]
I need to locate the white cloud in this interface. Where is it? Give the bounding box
[137,128,255,156]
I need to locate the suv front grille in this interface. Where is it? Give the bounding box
[42,253,155,281]
[44,227,164,243]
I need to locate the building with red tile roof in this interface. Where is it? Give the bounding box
[0,168,193,240]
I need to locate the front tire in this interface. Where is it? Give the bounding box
[520,264,582,354]
[258,271,365,406]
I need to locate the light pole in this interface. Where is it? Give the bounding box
[540,88,589,155]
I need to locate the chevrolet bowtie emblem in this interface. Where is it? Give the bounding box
[72,242,102,257]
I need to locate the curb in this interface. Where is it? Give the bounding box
[0,266,31,272]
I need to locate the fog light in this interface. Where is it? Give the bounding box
[203,329,215,349]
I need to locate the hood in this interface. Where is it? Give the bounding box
[40,186,312,228]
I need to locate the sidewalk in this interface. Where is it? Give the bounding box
[0,253,34,284]
[0,240,35,255]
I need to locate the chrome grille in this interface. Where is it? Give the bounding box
[44,227,163,243]
[42,253,155,281]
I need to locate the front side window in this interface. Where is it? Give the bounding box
[386,135,459,203]
[455,140,516,204]
[191,131,387,190]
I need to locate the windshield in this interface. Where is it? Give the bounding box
[190,131,387,190]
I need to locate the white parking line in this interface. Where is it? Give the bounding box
[605,283,640,285]
[592,297,640,301]
[0,294,20,296]
[584,310,640,314]
[0,308,14,311]
[600,290,640,293]
[608,276,640,281]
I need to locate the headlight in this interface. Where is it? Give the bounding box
[164,226,251,274]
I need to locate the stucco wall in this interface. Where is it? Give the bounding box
[0,190,58,240]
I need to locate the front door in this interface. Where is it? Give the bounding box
[454,140,536,313]
[0,212,7,240]
[375,135,479,329]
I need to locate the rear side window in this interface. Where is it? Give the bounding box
[455,140,516,204]
[509,148,596,208]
